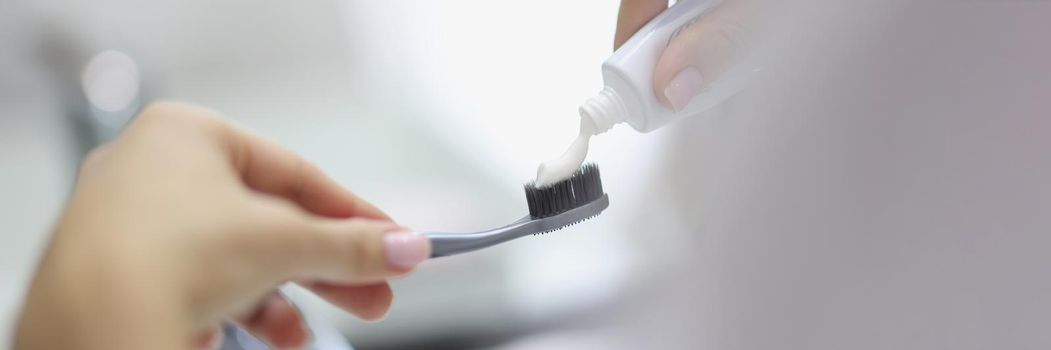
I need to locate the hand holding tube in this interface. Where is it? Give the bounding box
[616,0,761,111]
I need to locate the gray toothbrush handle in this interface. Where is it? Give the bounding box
[424,195,609,258]
[425,218,532,258]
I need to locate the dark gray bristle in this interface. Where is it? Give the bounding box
[531,214,599,236]
[524,163,604,219]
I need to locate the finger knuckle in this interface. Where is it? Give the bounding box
[137,101,187,124]
[704,16,751,58]
[335,220,386,277]
[80,143,112,170]
[722,22,748,49]
[135,101,226,133]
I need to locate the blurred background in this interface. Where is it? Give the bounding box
[4,1,1051,349]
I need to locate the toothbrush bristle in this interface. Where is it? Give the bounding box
[524,163,604,219]
[532,214,601,235]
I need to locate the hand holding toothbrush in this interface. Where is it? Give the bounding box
[15,102,430,350]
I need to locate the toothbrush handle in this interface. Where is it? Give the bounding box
[425,217,533,258]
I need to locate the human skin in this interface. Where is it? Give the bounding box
[14,102,431,350]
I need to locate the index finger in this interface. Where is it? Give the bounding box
[223,124,391,221]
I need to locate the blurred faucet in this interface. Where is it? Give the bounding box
[31,17,150,156]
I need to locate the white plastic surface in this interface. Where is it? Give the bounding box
[586,0,754,133]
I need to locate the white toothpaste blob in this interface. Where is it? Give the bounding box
[535,116,597,187]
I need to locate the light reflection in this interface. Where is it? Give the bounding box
[81,50,140,116]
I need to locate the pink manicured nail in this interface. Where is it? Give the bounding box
[663,67,705,111]
[383,233,430,269]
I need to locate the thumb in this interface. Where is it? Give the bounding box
[654,0,757,111]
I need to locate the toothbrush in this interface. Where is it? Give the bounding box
[424,164,609,257]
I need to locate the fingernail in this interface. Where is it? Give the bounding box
[663,67,705,111]
[383,232,430,269]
